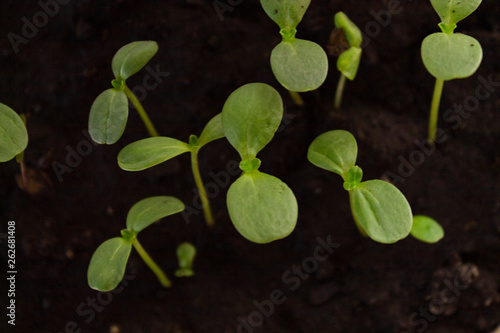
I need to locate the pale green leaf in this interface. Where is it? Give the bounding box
[112,41,159,80]
[175,242,196,277]
[307,130,357,181]
[227,171,298,244]
[271,39,328,92]
[334,12,362,48]
[337,47,362,80]
[350,180,413,244]
[197,113,225,147]
[88,237,132,291]
[260,0,311,30]
[431,0,482,27]
[422,33,482,81]
[411,215,444,243]
[0,104,28,162]
[126,196,185,233]
[222,83,283,161]
[118,137,190,171]
[88,89,128,145]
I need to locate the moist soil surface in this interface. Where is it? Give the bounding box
[1,1,500,332]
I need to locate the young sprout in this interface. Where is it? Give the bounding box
[332,12,362,110]
[89,41,160,144]
[260,0,328,99]
[411,215,444,243]
[117,113,225,227]
[222,83,298,244]
[87,196,184,291]
[421,0,483,143]
[308,130,412,244]
[0,103,29,186]
[175,242,196,278]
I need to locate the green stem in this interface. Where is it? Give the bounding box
[334,74,347,111]
[123,85,159,137]
[428,78,445,144]
[288,90,304,107]
[348,191,368,237]
[132,238,171,287]
[190,150,215,227]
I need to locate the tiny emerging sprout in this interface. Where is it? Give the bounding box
[332,12,363,111]
[222,83,298,244]
[87,196,184,291]
[411,215,444,243]
[117,113,225,227]
[260,0,328,100]
[421,0,483,143]
[308,130,413,244]
[89,41,160,144]
[175,242,196,278]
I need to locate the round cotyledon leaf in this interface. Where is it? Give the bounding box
[88,89,128,145]
[112,41,158,80]
[421,33,482,81]
[271,39,328,92]
[334,12,362,48]
[337,47,362,80]
[88,237,132,292]
[0,103,28,162]
[411,215,444,243]
[350,180,413,244]
[126,196,185,233]
[227,171,298,244]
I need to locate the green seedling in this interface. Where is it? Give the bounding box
[411,215,444,243]
[222,83,298,244]
[261,0,328,97]
[0,103,29,186]
[117,113,225,227]
[421,0,483,143]
[175,242,196,278]
[333,12,362,110]
[89,41,160,144]
[308,130,412,244]
[88,196,184,291]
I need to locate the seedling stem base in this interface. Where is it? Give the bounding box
[123,85,160,137]
[334,74,347,111]
[428,78,444,144]
[132,238,171,287]
[190,150,215,227]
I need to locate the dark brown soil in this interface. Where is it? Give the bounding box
[1,0,499,332]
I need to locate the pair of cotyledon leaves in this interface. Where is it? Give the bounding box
[117,83,298,244]
[334,12,362,81]
[261,0,328,92]
[88,196,185,291]
[0,104,28,163]
[422,0,483,81]
[88,41,159,144]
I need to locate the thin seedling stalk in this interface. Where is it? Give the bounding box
[428,78,444,143]
[132,238,171,287]
[190,150,215,227]
[334,73,347,110]
[123,85,159,137]
[288,90,304,107]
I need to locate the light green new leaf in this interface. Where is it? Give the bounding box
[431,0,482,27]
[112,41,159,80]
[88,89,128,145]
[271,39,328,92]
[197,113,225,148]
[334,12,362,48]
[0,104,28,162]
[222,83,283,161]
[227,171,298,244]
[175,242,196,277]
[118,137,190,171]
[88,237,132,291]
[337,47,362,80]
[411,215,444,243]
[350,180,413,244]
[126,196,185,233]
[307,130,357,181]
[260,0,311,30]
[422,33,482,81]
